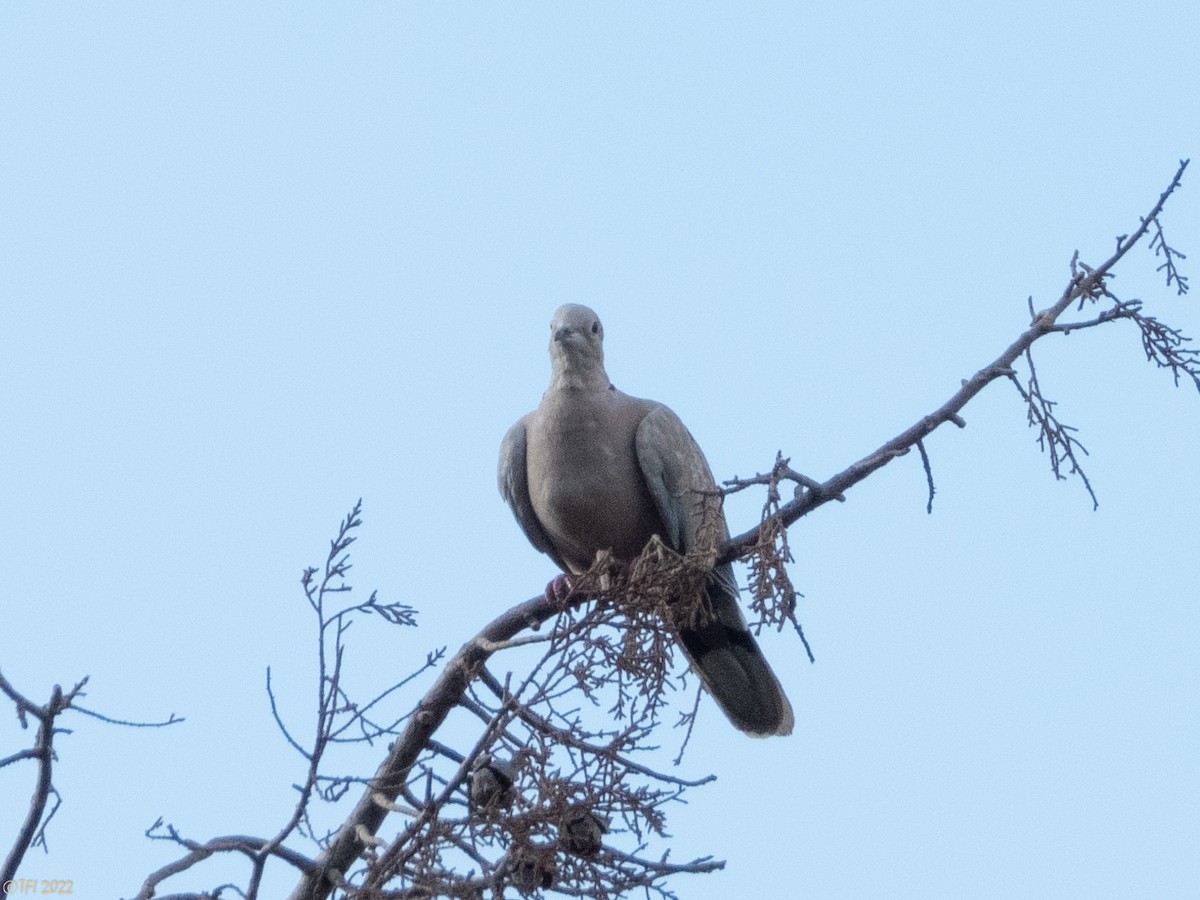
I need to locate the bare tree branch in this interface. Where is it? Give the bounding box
[1,674,84,881]
[3,669,182,880]
[135,498,428,898]
[133,819,319,900]
[719,158,1191,563]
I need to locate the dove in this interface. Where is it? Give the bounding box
[498,304,793,736]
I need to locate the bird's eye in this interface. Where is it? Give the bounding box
[591,321,599,334]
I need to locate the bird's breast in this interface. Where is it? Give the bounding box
[526,394,662,572]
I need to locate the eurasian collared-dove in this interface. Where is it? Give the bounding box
[498,304,793,737]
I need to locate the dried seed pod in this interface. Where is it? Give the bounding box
[506,842,556,894]
[468,753,516,812]
[559,807,610,858]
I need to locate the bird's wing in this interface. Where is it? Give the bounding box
[498,416,570,573]
[635,404,795,736]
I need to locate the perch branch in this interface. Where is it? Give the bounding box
[718,158,1189,563]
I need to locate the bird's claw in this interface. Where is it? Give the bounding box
[544,573,574,607]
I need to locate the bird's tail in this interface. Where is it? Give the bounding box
[675,564,794,737]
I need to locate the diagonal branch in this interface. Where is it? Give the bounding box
[289,596,567,899]
[719,158,1190,564]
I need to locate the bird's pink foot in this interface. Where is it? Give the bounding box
[544,573,574,607]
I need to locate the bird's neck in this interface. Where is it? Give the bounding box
[549,356,610,393]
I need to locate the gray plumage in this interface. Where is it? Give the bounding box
[498,304,793,737]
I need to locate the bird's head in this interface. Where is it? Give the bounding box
[548,304,606,380]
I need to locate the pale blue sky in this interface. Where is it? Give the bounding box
[2,4,1198,898]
